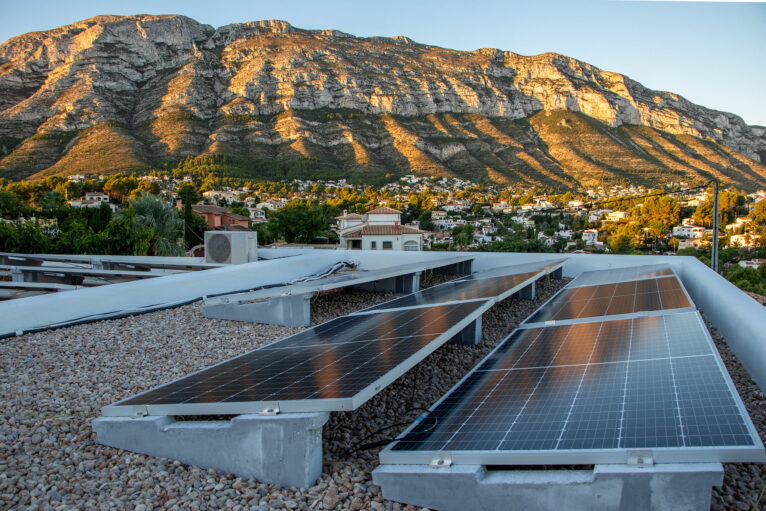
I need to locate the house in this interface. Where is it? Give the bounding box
[725,217,752,231]
[588,209,611,223]
[605,211,630,222]
[183,204,250,230]
[338,206,424,251]
[335,211,364,230]
[738,259,765,269]
[672,225,705,238]
[442,202,469,212]
[679,238,706,250]
[69,192,117,210]
[729,234,758,248]
[202,189,239,204]
[537,232,556,247]
[582,229,600,245]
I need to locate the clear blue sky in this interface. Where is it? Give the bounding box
[1,0,765,125]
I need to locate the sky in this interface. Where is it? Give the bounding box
[1,0,765,125]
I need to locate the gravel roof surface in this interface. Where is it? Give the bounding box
[1,274,764,510]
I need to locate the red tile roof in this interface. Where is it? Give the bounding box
[344,224,424,239]
[367,206,401,215]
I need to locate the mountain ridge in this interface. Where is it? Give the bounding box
[1,14,765,189]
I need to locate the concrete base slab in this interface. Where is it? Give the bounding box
[93,412,329,488]
[203,293,312,327]
[448,317,482,345]
[372,462,723,511]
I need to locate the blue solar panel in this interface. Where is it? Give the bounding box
[385,312,764,465]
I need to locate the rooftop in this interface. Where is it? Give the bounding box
[367,206,401,215]
[0,249,764,510]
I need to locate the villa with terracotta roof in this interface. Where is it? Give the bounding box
[175,202,251,231]
[336,207,424,251]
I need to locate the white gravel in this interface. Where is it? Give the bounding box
[1,276,763,510]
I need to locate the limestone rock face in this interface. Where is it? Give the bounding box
[1,15,765,187]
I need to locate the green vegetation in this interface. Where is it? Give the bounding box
[724,264,766,296]
[263,202,338,244]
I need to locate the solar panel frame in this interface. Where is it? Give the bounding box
[520,275,696,328]
[567,264,675,288]
[380,312,766,466]
[354,260,562,315]
[102,300,494,417]
[456,259,567,282]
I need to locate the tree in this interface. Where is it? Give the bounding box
[608,234,633,254]
[103,175,139,203]
[0,190,26,218]
[451,224,475,250]
[38,190,66,212]
[267,203,330,243]
[129,194,185,256]
[751,200,766,226]
[177,183,207,248]
[633,196,679,231]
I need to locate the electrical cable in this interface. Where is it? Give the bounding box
[345,407,439,454]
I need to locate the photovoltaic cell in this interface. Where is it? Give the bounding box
[107,301,486,414]
[387,312,763,463]
[458,259,565,281]
[568,264,674,288]
[361,271,540,312]
[524,276,691,325]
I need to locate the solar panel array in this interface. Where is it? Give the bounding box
[383,268,765,466]
[523,275,692,326]
[568,264,674,288]
[358,260,564,313]
[359,271,540,313]
[104,260,560,417]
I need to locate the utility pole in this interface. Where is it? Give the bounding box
[711,180,720,273]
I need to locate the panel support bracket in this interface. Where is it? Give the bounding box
[626,450,654,467]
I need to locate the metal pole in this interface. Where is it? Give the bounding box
[712,181,719,273]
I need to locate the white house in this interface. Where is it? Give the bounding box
[672,225,705,238]
[69,193,116,210]
[729,234,758,248]
[582,229,599,245]
[338,207,425,251]
[725,217,752,231]
[605,211,630,222]
[335,211,364,230]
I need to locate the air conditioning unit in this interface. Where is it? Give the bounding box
[204,231,258,264]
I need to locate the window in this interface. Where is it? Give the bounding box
[371,241,377,249]
[403,240,419,251]
[382,241,393,250]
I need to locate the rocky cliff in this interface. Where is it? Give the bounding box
[1,14,765,188]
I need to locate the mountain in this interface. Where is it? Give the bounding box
[1,14,765,189]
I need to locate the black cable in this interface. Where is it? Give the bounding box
[346,407,439,454]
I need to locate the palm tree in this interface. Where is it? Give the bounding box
[129,194,185,256]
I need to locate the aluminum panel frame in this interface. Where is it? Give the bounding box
[101,300,495,417]
[380,312,765,466]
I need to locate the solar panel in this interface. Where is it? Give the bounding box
[358,271,541,313]
[103,301,489,416]
[382,312,765,465]
[523,276,692,326]
[568,264,674,288]
[458,259,566,281]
